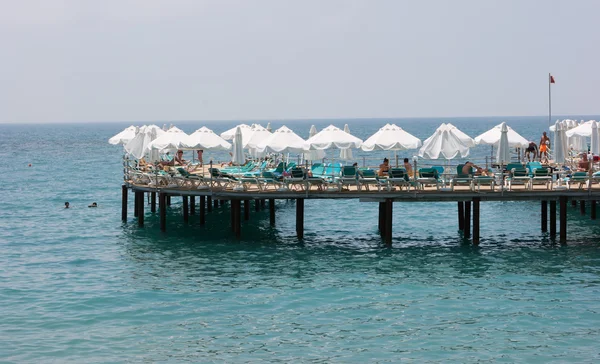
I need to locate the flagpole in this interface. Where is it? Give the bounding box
[548,73,551,129]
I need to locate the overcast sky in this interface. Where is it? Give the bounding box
[1,0,598,123]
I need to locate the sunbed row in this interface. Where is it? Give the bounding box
[128,163,600,192]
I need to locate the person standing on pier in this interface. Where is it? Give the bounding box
[403,158,413,178]
[525,141,538,162]
[196,150,204,167]
[539,132,550,163]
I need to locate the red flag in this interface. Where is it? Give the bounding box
[550,75,555,83]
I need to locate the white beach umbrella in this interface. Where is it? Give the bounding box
[146,126,189,152]
[181,126,231,151]
[124,125,165,161]
[108,125,138,145]
[565,120,597,138]
[231,127,245,165]
[496,122,511,165]
[361,123,422,151]
[339,124,354,161]
[553,120,566,165]
[474,122,529,148]
[220,124,254,145]
[305,125,325,161]
[304,124,362,150]
[418,123,474,159]
[246,124,272,159]
[256,125,306,153]
[447,123,477,148]
[591,121,599,155]
[246,124,272,150]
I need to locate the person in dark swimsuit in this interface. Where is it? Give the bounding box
[525,141,538,162]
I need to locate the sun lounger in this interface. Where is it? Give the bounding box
[531,167,553,190]
[507,167,531,191]
[450,165,474,191]
[387,168,411,191]
[567,171,590,190]
[416,168,440,190]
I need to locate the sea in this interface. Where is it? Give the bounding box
[1,116,600,363]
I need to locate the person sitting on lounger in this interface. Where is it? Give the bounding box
[462,161,475,175]
[578,153,590,171]
[160,150,186,167]
[378,158,390,176]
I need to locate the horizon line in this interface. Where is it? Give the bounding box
[2,114,599,125]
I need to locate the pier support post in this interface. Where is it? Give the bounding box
[207,196,213,212]
[379,202,385,235]
[296,198,304,239]
[269,199,275,226]
[137,192,144,227]
[541,201,548,232]
[464,200,471,239]
[159,192,166,232]
[234,200,241,239]
[560,196,567,243]
[214,199,219,209]
[580,200,586,215]
[255,199,260,212]
[261,199,266,209]
[591,200,597,220]
[166,195,171,206]
[190,196,195,215]
[182,196,189,222]
[550,200,557,237]
[150,191,156,213]
[571,200,577,207]
[384,199,393,245]
[121,185,128,221]
[230,200,235,232]
[244,200,250,221]
[199,196,206,225]
[473,198,480,245]
[457,201,465,231]
[220,200,225,207]
[134,190,139,218]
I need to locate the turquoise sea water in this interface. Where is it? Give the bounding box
[2,116,600,362]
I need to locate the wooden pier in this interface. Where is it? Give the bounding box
[122,182,600,245]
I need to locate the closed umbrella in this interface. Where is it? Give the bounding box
[231,127,245,165]
[553,120,566,165]
[592,121,599,156]
[496,122,510,165]
[339,124,354,161]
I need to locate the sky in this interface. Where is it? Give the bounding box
[1,0,599,123]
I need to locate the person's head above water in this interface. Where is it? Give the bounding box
[88,202,97,208]
[64,202,69,208]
